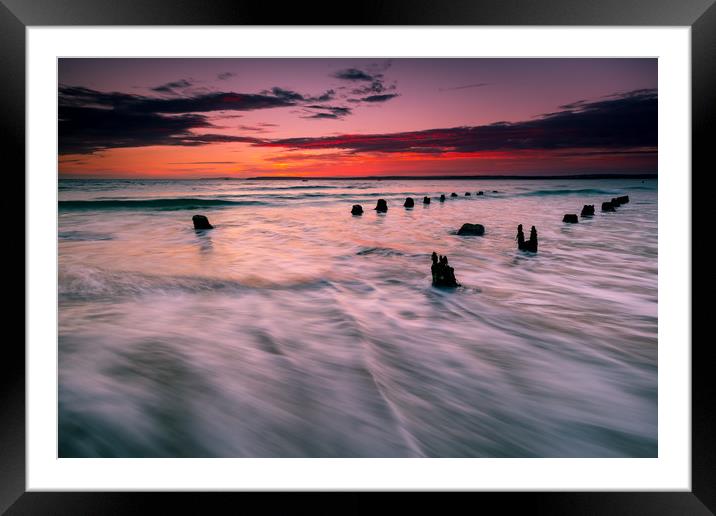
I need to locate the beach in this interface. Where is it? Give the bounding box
[58,177,658,457]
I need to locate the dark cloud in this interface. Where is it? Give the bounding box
[263,152,349,162]
[351,80,395,96]
[61,84,654,160]
[302,105,352,119]
[304,113,343,120]
[310,89,335,102]
[217,72,235,80]
[268,87,305,102]
[360,94,399,103]
[333,68,375,81]
[58,105,214,154]
[59,86,280,154]
[257,89,657,155]
[332,65,399,103]
[151,79,193,93]
[439,83,489,91]
[60,86,295,114]
[266,87,336,103]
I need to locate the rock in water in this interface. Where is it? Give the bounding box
[404,197,415,208]
[431,251,460,287]
[611,197,622,207]
[617,195,630,204]
[563,214,578,223]
[439,194,446,202]
[351,204,363,215]
[516,224,538,252]
[451,192,458,197]
[375,199,388,212]
[192,215,214,230]
[580,204,595,217]
[602,201,616,212]
[465,192,471,196]
[423,196,431,204]
[457,223,485,235]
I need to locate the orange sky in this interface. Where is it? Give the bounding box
[58,58,658,178]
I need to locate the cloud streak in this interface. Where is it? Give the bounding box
[59,86,656,161]
[151,79,193,94]
[332,65,399,105]
[439,83,489,91]
[59,85,346,153]
[257,89,657,155]
[360,94,399,103]
[333,68,375,81]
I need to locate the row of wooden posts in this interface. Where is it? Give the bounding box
[188,191,630,289]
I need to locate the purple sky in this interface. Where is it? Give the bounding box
[58,58,657,177]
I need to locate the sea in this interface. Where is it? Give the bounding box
[58,177,658,457]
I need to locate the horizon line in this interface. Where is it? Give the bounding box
[59,173,658,181]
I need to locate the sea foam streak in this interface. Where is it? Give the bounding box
[59,177,657,457]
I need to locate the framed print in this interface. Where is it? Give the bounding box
[4,0,712,513]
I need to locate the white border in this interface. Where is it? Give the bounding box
[27,27,690,490]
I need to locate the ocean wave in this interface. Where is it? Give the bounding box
[247,184,344,191]
[516,188,619,197]
[59,231,114,241]
[59,267,331,300]
[356,247,406,257]
[59,198,269,211]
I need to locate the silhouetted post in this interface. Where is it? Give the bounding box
[601,201,615,212]
[375,199,388,212]
[580,205,595,217]
[465,192,471,196]
[404,197,414,208]
[516,224,525,249]
[529,226,538,252]
[192,215,213,230]
[517,224,537,252]
[431,252,460,287]
[423,196,431,204]
[457,223,485,235]
[351,205,363,215]
[563,214,578,223]
[439,194,446,202]
[451,193,458,197]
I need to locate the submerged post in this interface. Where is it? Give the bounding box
[580,205,595,217]
[192,214,214,230]
[431,252,460,287]
[517,224,538,252]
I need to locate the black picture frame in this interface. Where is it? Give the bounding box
[4,0,711,513]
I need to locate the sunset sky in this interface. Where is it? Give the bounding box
[58,58,657,178]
